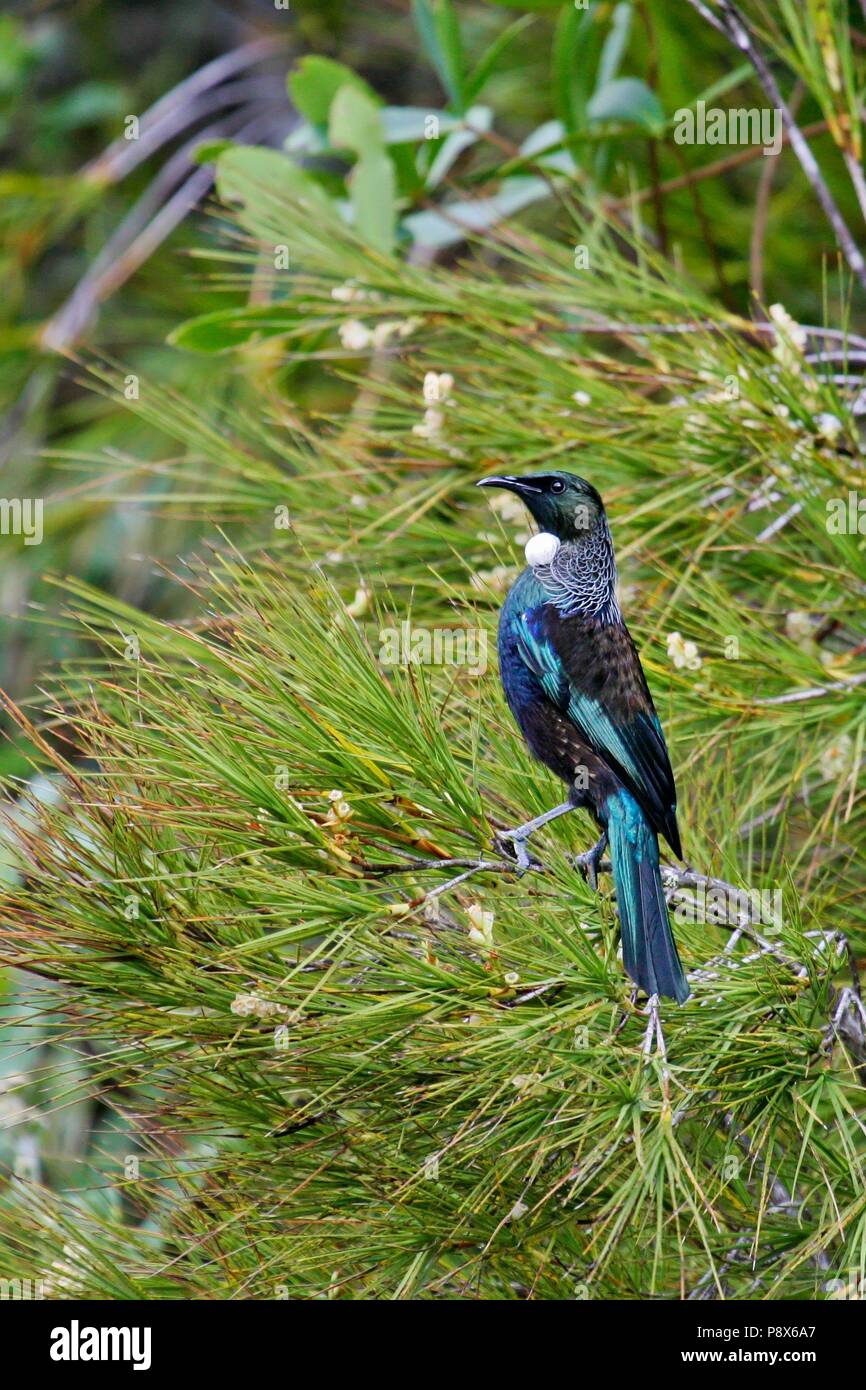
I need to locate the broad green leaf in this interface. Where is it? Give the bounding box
[379,107,463,144]
[216,146,335,242]
[434,0,466,112]
[192,138,234,165]
[411,0,466,111]
[329,89,396,254]
[596,2,633,91]
[520,119,566,159]
[588,5,637,188]
[348,150,397,254]
[426,105,492,188]
[283,123,330,156]
[587,77,664,133]
[465,13,535,103]
[47,81,125,129]
[405,175,552,248]
[169,306,308,354]
[217,145,329,204]
[329,85,386,158]
[388,139,427,198]
[288,56,378,128]
[518,121,576,176]
[285,107,464,154]
[552,2,599,136]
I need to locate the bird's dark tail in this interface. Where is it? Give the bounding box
[604,790,689,1004]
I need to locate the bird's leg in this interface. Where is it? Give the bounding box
[641,993,671,1102]
[613,986,639,1037]
[572,830,608,892]
[494,800,575,876]
[642,994,665,1060]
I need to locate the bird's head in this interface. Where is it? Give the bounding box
[477,470,605,541]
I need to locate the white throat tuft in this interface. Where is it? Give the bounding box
[524,531,561,567]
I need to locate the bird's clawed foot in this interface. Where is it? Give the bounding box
[641,993,667,1064]
[494,829,540,877]
[572,830,608,892]
[492,800,574,878]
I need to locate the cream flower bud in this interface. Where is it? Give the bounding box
[467,903,495,951]
[338,319,372,351]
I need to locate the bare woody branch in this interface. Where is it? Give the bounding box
[685,0,866,289]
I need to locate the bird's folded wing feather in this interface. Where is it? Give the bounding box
[513,609,679,847]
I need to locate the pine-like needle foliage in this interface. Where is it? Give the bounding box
[2,29,866,1297]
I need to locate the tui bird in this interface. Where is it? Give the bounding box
[478,469,689,1005]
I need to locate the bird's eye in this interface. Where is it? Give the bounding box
[550,478,565,494]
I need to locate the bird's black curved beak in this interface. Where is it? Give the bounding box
[476,475,541,494]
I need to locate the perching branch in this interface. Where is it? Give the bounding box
[368,843,863,1068]
[368,848,829,967]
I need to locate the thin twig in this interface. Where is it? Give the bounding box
[557,320,866,352]
[82,38,284,185]
[40,110,288,352]
[608,120,829,211]
[685,0,866,287]
[362,853,530,877]
[755,501,802,543]
[755,671,866,705]
[806,350,866,363]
